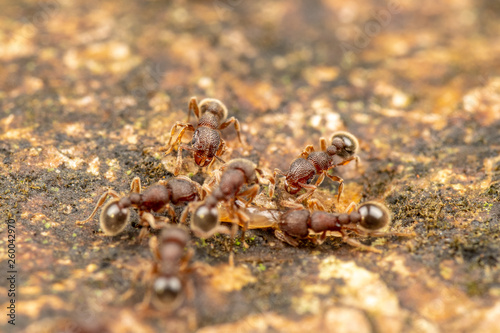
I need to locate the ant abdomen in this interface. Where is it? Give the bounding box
[191,202,219,235]
[198,98,228,123]
[99,200,130,236]
[357,202,390,230]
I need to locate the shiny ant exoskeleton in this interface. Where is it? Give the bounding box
[275,201,413,252]
[76,176,203,237]
[269,131,360,204]
[190,158,268,248]
[164,97,243,175]
[141,226,193,311]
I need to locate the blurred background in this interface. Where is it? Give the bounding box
[1,0,500,332]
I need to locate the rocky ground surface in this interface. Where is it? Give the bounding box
[0,0,499,332]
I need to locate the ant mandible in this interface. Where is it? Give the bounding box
[76,176,203,237]
[275,201,414,252]
[269,131,360,204]
[164,97,243,175]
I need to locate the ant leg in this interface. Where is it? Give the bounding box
[325,173,344,202]
[307,198,327,211]
[354,155,361,168]
[294,183,317,203]
[138,226,150,239]
[179,202,197,224]
[298,145,315,159]
[255,168,272,186]
[136,262,158,311]
[130,176,142,193]
[362,229,416,238]
[335,155,360,167]
[163,123,196,154]
[236,184,260,207]
[202,169,222,196]
[201,183,213,197]
[219,117,243,145]
[119,267,143,303]
[206,139,227,174]
[269,168,285,198]
[319,137,328,152]
[345,202,357,214]
[180,247,194,272]
[274,230,300,247]
[187,96,201,123]
[317,231,328,244]
[76,190,120,225]
[174,144,194,176]
[149,236,161,261]
[235,208,250,248]
[295,173,325,203]
[217,137,228,156]
[280,200,305,210]
[342,235,382,253]
[137,212,168,239]
[164,204,177,223]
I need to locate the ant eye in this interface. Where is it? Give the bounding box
[100,200,130,236]
[192,205,219,233]
[358,202,390,230]
[153,276,182,304]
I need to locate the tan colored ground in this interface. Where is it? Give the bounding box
[0,0,499,332]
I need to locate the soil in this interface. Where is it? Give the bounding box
[0,0,499,332]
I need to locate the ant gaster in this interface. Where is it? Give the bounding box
[269,131,360,204]
[76,176,203,237]
[275,202,413,252]
[164,97,243,175]
[190,158,267,248]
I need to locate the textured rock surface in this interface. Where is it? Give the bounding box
[0,0,499,332]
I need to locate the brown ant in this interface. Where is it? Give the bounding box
[275,202,413,252]
[140,226,193,311]
[190,158,268,248]
[269,131,360,204]
[76,176,203,237]
[164,97,243,175]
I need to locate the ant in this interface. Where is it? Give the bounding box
[164,97,243,175]
[190,158,268,249]
[76,176,203,237]
[140,226,193,312]
[275,201,414,252]
[269,131,360,204]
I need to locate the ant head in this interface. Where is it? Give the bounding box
[191,127,221,167]
[152,276,184,310]
[191,201,219,238]
[99,199,130,236]
[358,202,391,230]
[226,158,259,184]
[330,131,359,159]
[198,98,228,122]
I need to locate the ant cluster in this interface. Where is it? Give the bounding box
[76,96,413,312]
